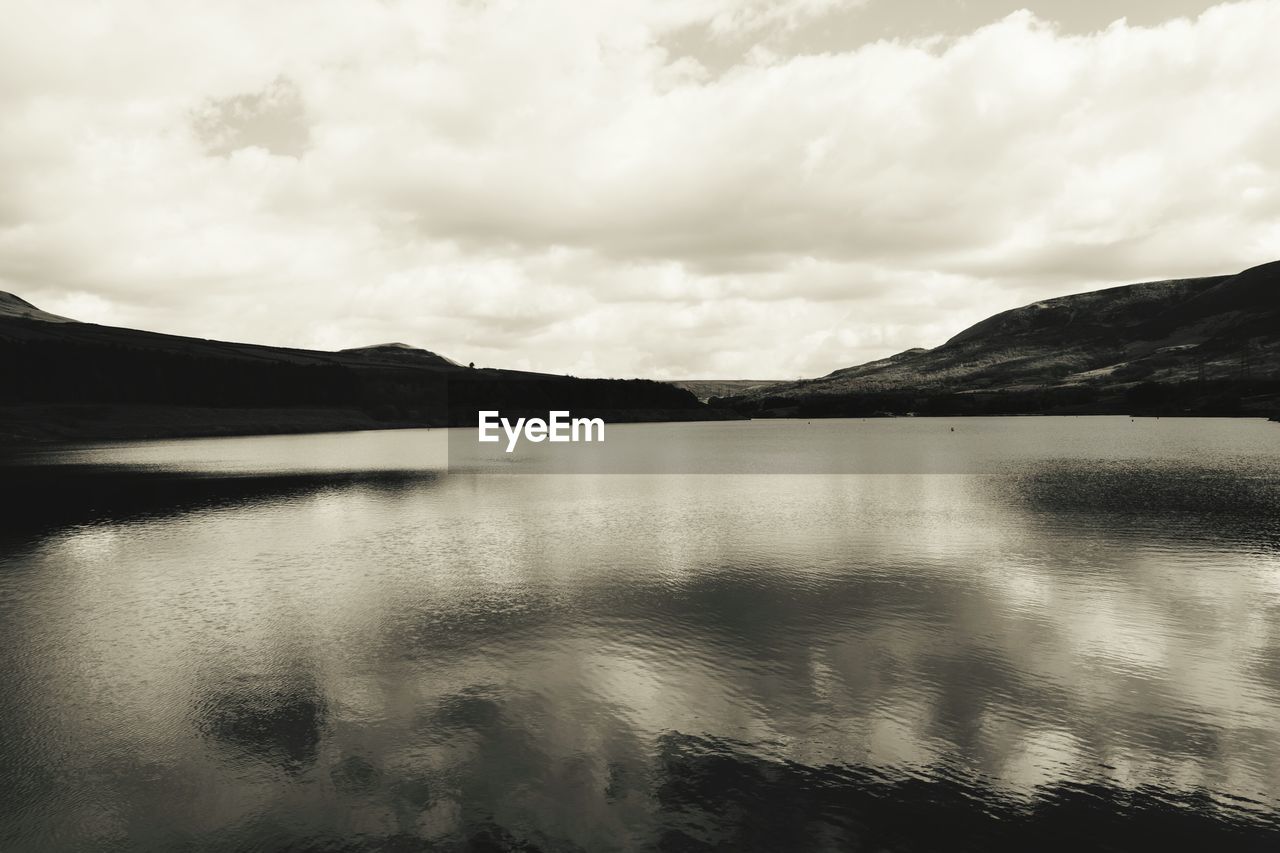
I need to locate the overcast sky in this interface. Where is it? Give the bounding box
[3,1,1278,379]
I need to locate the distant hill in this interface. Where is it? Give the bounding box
[669,379,783,402]
[724,261,1280,418]
[0,292,77,324]
[0,294,728,442]
[339,342,462,368]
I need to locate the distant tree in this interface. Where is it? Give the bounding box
[469,362,475,369]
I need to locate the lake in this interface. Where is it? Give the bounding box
[2,417,1280,851]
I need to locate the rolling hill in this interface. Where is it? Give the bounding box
[669,379,783,402]
[723,261,1280,418]
[0,294,726,442]
[0,291,77,324]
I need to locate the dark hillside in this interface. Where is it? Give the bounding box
[0,298,725,442]
[722,261,1280,418]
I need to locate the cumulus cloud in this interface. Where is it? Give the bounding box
[193,76,310,158]
[0,0,1277,378]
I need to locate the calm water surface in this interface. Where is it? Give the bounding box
[2,417,1280,851]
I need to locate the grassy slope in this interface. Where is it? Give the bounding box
[669,379,785,402]
[728,262,1280,414]
[0,298,733,442]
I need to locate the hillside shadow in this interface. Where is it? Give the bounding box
[0,462,442,544]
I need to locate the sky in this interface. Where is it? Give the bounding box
[2,0,1278,379]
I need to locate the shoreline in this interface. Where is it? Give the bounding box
[0,403,745,446]
[3,403,1274,448]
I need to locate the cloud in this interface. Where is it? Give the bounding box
[705,0,861,37]
[1,0,1277,378]
[193,76,310,158]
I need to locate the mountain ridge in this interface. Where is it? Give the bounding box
[339,341,463,368]
[0,291,78,324]
[722,261,1280,418]
[0,294,728,442]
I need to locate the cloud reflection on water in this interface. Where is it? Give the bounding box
[2,420,1279,850]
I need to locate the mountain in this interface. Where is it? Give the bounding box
[669,379,783,402]
[0,294,729,442]
[339,342,462,368]
[723,261,1280,418]
[0,292,77,324]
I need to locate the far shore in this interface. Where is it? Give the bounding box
[0,403,745,446]
[3,403,1277,447]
